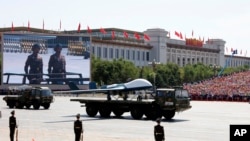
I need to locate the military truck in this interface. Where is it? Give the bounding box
[70,87,191,120]
[3,85,54,109]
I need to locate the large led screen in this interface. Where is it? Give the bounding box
[0,33,91,89]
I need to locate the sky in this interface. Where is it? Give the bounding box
[1,0,250,56]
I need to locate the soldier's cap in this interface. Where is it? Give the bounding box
[32,43,41,49]
[156,118,161,123]
[11,110,15,115]
[76,113,80,118]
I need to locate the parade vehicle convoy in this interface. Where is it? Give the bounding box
[55,79,192,120]
[2,85,54,109]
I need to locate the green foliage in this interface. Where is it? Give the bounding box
[91,57,138,86]
[91,56,250,88]
[222,65,249,76]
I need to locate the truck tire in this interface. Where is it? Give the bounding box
[145,107,162,120]
[130,107,143,119]
[33,102,40,110]
[7,101,15,109]
[43,103,50,109]
[163,110,175,120]
[99,105,111,118]
[25,104,31,109]
[113,109,124,117]
[86,105,98,117]
[15,101,24,109]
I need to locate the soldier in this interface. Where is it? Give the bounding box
[9,110,17,141]
[48,43,66,84]
[74,113,83,141]
[154,118,165,141]
[24,43,43,84]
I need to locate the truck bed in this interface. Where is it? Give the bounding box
[70,97,153,105]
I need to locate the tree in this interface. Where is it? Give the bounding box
[91,57,138,85]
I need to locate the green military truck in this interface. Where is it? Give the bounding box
[3,85,54,110]
[70,87,192,120]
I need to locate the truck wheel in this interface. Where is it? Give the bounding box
[99,105,111,118]
[25,104,31,109]
[33,103,40,110]
[113,109,124,117]
[86,105,98,117]
[15,102,24,109]
[43,103,50,109]
[145,107,162,120]
[130,107,143,119]
[8,101,15,109]
[163,110,175,120]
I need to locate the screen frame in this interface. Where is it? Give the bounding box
[0,32,91,91]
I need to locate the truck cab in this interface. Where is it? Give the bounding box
[30,87,54,109]
[154,88,191,119]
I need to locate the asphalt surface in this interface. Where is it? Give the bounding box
[1,95,250,141]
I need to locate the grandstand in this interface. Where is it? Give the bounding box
[184,70,250,102]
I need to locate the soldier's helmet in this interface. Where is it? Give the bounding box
[156,118,161,123]
[32,43,41,50]
[76,113,80,118]
[11,110,15,115]
[54,43,62,51]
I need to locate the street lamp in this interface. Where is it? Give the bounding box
[148,59,160,93]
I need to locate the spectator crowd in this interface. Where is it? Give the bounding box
[183,71,250,102]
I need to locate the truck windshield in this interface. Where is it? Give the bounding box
[175,90,189,98]
[41,90,52,96]
[157,90,174,97]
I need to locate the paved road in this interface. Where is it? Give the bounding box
[1,96,250,141]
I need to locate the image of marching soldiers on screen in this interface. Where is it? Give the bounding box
[24,43,43,84]
[48,43,66,84]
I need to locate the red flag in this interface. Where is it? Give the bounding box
[123,31,129,38]
[175,31,180,38]
[100,27,106,34]
[134,32,140,40]
[144,34,150,41]
[28,20,30,31]
[111,31,115,39]
[87,26,92,34]
[77,23,81,33]
[43,19,45,31]
[11,22,14,32]
[60,20,61,30]
[179,32,183,39]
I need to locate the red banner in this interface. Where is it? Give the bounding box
[185,38,203,47]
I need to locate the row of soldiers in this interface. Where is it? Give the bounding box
[4,41,86,56]
[67,40,87,56]
[3,41,48,54]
